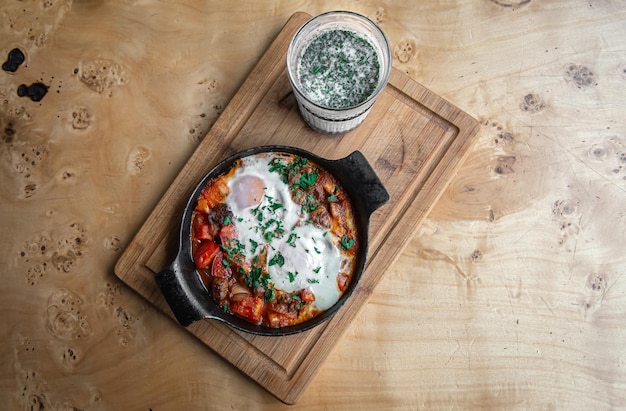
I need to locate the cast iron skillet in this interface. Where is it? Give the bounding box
[155,145,389,336]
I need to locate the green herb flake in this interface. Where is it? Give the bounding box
[287,232,300,247]
[249,239,259,254]
[301,193,319,214]
[269,252,285,267]
[298,171,319,190]
[264,286,275,302]
[341,235,356,250]
[245,267,264,289]
[268,156,309,185]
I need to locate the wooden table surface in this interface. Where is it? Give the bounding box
[1,1,625,409]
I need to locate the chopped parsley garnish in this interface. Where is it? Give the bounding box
[313,266,321,274]
[264,286,275,302]
[307,278,319,284]
[301,193,319,214]
[269,202,284,212]
[288,271,297,282]
[263,223,284,242]
[250,194,286,243]
[328,186,340,202]
[222,238,246,266]
[287,232,300,247]
[244,267,273,298]
[269,252,285,267]
[249,239,259,254]
[266,156,325,216]
[341,234,356,250]
[223,216,232,225]
[245,267,263,288]
[268,156,308,184]
[298,171,319,190]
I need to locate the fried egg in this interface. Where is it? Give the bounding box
[224,154,346,311]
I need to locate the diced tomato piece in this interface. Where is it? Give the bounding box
[218,224,237,247]
[230,295,263,324]
[300,288,315,303]
[193,240,220,269]
[337,272,350,292]
[217,224,251,272]
[211,251,232,278]
[193,213,213,240]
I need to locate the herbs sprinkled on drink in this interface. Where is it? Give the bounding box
[298,29,380,109]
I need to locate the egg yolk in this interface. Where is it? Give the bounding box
[230,175,265,209]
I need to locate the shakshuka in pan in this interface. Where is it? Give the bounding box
[190,152,359,327]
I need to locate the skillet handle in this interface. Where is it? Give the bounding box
[335,151,390,217]
[155,258,211,327]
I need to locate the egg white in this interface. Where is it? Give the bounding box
[269,224,342,310]
[224,154,346,311]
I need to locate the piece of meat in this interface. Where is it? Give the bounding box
[211,277,230,303]
[309,206,331,228]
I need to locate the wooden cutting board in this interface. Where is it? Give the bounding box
[114,11,479,404]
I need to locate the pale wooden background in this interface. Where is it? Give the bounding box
[1,1,625,410]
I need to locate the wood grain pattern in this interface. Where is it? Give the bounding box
[3,2,625,409]
[114,12,479,403]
